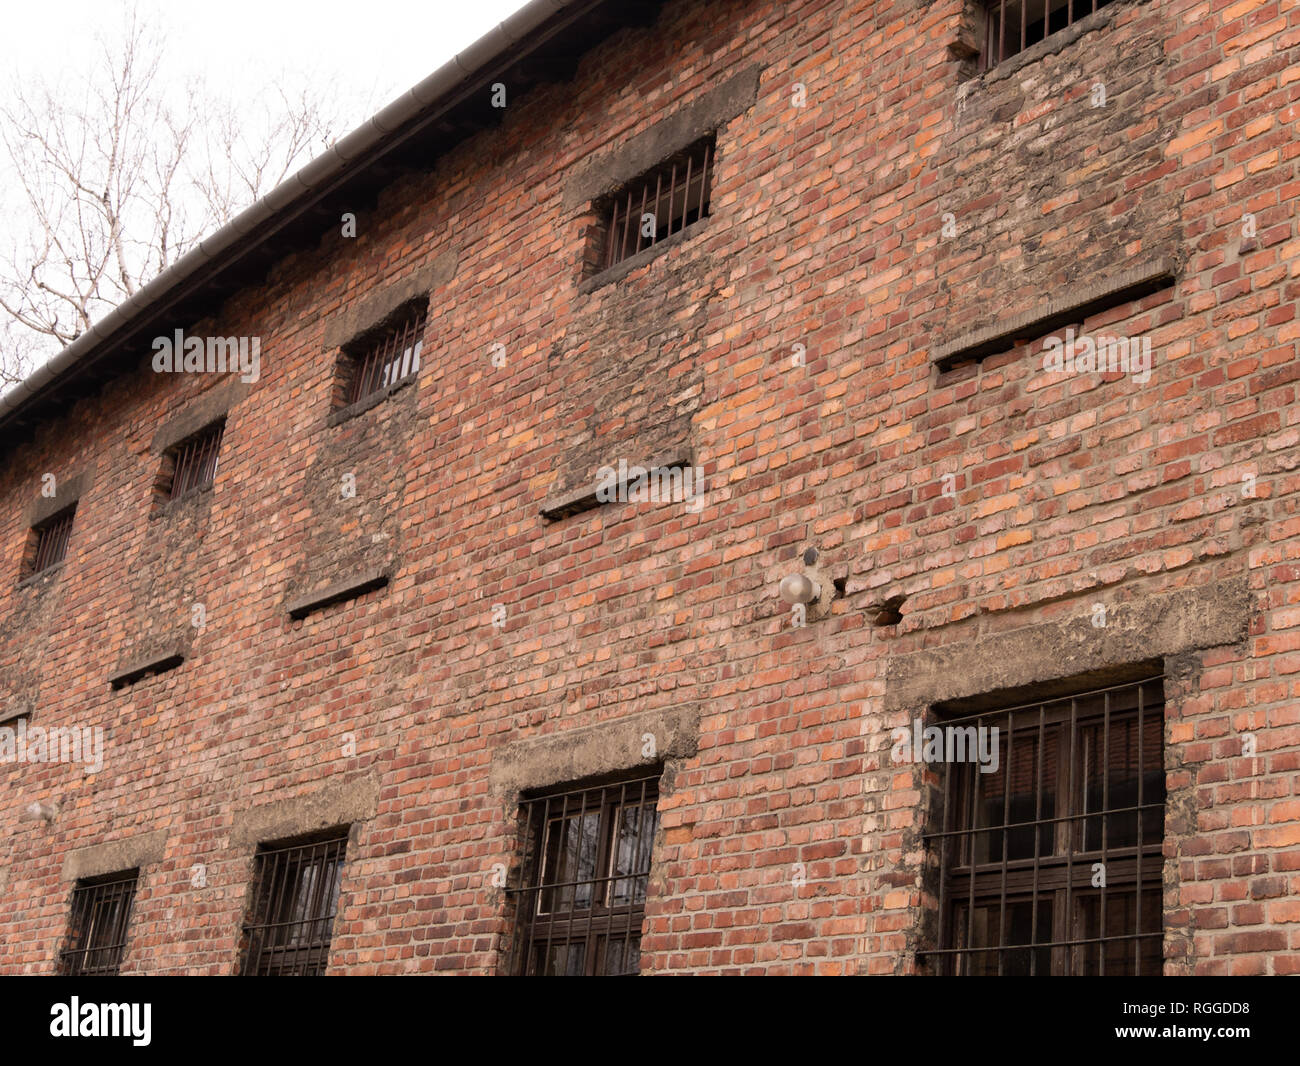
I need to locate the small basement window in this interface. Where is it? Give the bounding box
[29,505,76,577]
[165,420,225,501]
[980,0,1118,70]
[341,304,426,408]
[594,136,715,274]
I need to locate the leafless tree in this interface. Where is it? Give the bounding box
[0,8,345,389]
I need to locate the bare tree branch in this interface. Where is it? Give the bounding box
[0,7,351,392]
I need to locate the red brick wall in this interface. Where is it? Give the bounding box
[0,0,1297,974]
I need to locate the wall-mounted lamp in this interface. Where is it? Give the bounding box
[20,801,58,824]
[779,572,821,605]
[777,547,838,623]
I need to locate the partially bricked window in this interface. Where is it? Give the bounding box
[241,831,348,976]
[343,305,425,407]
[30,505,76,576]
[921,675,1165,975]
[597,136,714,272]
[507,771,660,975]
[980,0,1118,69]
[59,869,139,975]
[167,421,224,500]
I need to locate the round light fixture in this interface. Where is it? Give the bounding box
[779,572,820,605]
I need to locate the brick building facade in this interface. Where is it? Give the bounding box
[1,0,1297,975]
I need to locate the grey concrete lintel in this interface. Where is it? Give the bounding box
[540,448,694,521]
[229,773,381,849]
[287,567,391,620]
[489,705,701,798]
[562,64,762,213]
[885,577,1252,712]
[62,829,169,881]
[109,642,187,689]
[932,257,1179,368]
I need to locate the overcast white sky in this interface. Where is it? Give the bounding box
[0,0,531,130]
[0,0,534,378]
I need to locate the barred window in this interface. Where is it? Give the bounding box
[596,136,714,273]
[30,506,76,576]
[59,870,139,975]
[167,421,224,500]
[980,0,1119,70]
[343,304,425,407]
[507,772,660,976]
[921,675,1165,975]
[241,831,348,976]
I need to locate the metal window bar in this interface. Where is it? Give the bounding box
[980,0,1116,70]
[507,772,660,976]
[919,675,1165,975]
[346,307,426,406]
[242,833,348,976]
[601,138,714,272]
[59,870,139,975]
[32,508,75,575]
[170,423,225,500]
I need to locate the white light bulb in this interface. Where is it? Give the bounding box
[779,573,820,605]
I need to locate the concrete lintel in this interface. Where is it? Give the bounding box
[540,448,693,521]
[287,567,390,620]
[229,773,381,850]
[321,251,457,352]
[562,65,762,212]
[62,829,169,881]
[109,642,187,689]
[151,378,252,455]
[27,469,94,528]
[489,705,701,797]
[885,577,1253,712]
[932,257,1178,368]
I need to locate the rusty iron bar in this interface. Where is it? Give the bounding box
[32,508,75,574]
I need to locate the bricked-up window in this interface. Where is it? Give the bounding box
[921,676,1165,975]
[343,304,425,407]
[241,831,347,976]
[30,505,76,576]
[167,421,224,500]
[59,869,139,975]
[596,137,714,273]
[507,772,661,975]
[980,0,1118,70]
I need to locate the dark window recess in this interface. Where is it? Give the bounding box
[507,772,660,976]
[345,306,426,406]
[920,675,1166,975]
[31,506,76,575]
[980,0,1118,69]
[241,832,348,976]
[59,870,139,975]
[598,136,715,272]
[168,422,225,500]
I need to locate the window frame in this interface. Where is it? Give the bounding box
[507,770,661,976]
[589,135,716,276]
[59,869,140,976]
[240,829,349,977]
[28,504,77,578]
[164,419,226,502]
[922,675,1166,976]
[337,302,427,411]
